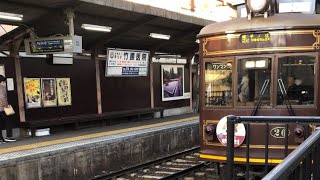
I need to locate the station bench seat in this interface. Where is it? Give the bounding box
[19,107,164,137]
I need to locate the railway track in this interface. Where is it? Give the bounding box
[91,147,219,180]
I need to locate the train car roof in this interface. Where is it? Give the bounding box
[198,13,320,38]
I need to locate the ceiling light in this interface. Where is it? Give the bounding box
[81,24,112,32]
[149,33,170,40]
[0,12,23,21]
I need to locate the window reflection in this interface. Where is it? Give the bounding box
[205,60,232,106]
[237,57,271,106]
[277,55,315,105]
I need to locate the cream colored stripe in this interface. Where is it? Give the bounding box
[205,30,314,41]
[205,46,313,56]
[0,116,198,154]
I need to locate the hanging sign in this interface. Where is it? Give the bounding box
[24,36,82,55]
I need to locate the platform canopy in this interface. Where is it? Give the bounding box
[0,0,225,56]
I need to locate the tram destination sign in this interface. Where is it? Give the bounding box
[24,36,82,55]
[240,32,270,44]
[105,48,149,77]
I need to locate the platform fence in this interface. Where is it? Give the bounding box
[226,115,320,180]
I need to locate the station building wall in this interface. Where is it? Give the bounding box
[99,60,151,112]
[20,57,97,121]
[0,56,191,124]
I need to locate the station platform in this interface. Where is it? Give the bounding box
[0,113,199,180]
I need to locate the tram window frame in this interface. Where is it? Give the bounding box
[235,55,274,108]
[203,58,234,108]
[275,52,318,107]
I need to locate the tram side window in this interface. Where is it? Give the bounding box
[277,55,315,105]
[237,58,271,106]
[205,61,232,107]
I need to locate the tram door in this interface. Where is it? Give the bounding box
[237,57,271,107]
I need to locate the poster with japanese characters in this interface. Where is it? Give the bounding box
[24,78,41,108]
[105,48,149,77]
[41,78,57,107]
[56,78,72,106]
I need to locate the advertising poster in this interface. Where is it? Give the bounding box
[56,78,72,106]
[105,48,149,77]
[41,78,57,107]
[161,65,189,101]
[24,78,41,108]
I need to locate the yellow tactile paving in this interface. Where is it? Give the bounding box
[0,116,198,154]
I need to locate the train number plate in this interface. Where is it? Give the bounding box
[270,127,290,138]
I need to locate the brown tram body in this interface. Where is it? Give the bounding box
[198,13,320,165]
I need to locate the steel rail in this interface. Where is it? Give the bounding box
[90,146,200,180]
[160,161,210,180]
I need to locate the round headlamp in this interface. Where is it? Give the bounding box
[247,0,270,13]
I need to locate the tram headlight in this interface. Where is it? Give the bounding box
[294,127,304,138]
[205,125,216,136]
[247,0,270,13]
[205,125,215,141]
[294,125,305,144]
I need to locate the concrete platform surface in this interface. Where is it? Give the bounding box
[0,113,199,180]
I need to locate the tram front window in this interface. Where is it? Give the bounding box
[204,60,232,107]
[277,55,315,106]
[237,58,271,106]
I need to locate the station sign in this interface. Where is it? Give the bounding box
[24,36,82,55]
[216,116,246,147]
[105,48,149,77]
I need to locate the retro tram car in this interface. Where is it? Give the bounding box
[198,0,320,175]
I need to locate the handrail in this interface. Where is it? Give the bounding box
[263,128,320,180]
[226,115,320,180]
[234,116,320,123]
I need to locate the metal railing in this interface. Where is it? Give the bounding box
[263,127,320,180]
[226,115,320,180]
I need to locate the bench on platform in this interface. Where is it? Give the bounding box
[19,107,164,137]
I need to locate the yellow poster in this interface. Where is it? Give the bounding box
[24,78,41,108]
[56,78,72,106]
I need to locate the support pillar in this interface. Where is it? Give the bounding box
[65,8,75,36]
[92,49,102,114]
[149,51,155,108]
[10,38,26,122]
[188,55,193,112]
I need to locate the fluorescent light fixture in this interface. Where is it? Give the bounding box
[0,12,23,21]
[81,24,112,32]
[149,33,170,40]
[245,61,255,68]
[256,60,266,68]
[245,59,268,68]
